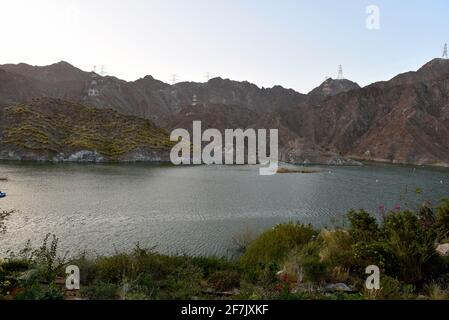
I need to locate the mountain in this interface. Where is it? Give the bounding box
[312,59,449,165]
[1,58,449,166]
[0,97,173,162]
[0,68,41,107]
[307,78,361,104]
[0,62,306,120]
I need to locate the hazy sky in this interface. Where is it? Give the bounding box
[1,0,448,93]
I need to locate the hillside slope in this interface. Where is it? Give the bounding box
[1,59,449,166]
[0,98,173,162]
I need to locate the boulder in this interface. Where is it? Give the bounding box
[436,243,449,256]
[325,283,353,292]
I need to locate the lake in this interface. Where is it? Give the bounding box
[0,162,448,257]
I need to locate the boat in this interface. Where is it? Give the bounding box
[0,192,6,198]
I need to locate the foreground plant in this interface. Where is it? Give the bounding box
[1,199,449,300]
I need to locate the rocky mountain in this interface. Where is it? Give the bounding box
[1,58,449,166]
[0,97,173,162]
[307,78,361,104]
[313,59,449,165]
[0,62,306,120]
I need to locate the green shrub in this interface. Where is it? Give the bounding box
[0,259,30,273]
[32,234,67,283]
[435,199,449,242]
[14,283,64,300]
[352,241,399,275]
[364,276,415,300]
[71,253,98,285]
[94,254,134,283]
[381,211,438,283]
[81,282,120,300]
[209,270,240,292]
[347,209,379,242]
[319,229,355,269]
[296,241,328,283]
[240,223,316,270]
[191,256,238,277]
[161,264,203,299]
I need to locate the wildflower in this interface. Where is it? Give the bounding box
[377,203,386,220]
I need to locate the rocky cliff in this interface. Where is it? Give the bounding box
[1,59,449,166]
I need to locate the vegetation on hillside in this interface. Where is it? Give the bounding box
[0,98,174,159]
[1,199,449,300]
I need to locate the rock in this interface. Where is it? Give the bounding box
[436,243,449,256]
[67,150,104,162]
[325,283,353,292]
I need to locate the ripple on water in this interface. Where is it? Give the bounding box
[0,163,448,257]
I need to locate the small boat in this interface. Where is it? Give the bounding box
[0,192,6,198]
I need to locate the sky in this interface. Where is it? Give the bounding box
[1,0,448,93]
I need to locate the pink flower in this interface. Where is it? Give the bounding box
[378,203,386,220]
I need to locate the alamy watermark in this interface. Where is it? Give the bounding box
[170,121,279,175]
[365,265,380,290]
[65,265,80,290]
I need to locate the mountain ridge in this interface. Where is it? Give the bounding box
[1,58,449,166]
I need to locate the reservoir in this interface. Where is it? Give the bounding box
[0,162,448,257]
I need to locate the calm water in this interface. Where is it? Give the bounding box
[0,162,448,257]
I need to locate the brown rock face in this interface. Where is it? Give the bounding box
[1,58,449,165]
[314,59,449,165]
[307,78,361,104]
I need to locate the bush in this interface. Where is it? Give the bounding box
[240,223,316,270]
[295,241,328,283]
[319,229,355,270]
[347,209,379,242]
[364,276,415,300]
[0,259,30,273]
[190,256,238,277]
[14,283,64,300]
[435,199,449,242]
[94,254,134,283]
[352,241,399,275]
[209,270,240,292]
[381,211,439,283]
[161,264,203,299]
[81,282,120,300]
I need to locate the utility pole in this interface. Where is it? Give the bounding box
[171,73,178,85]
[88,66,99,97]
[337,65,344,80]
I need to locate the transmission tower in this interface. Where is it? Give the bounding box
[192,94,198,106]
[205,72,210,82]
[99,65,108,76]
[443,43,448,59]
[337,65,344,80]
[171,73,178,85]
[88,66,99,97]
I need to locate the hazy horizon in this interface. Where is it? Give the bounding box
[1,0,448,92]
